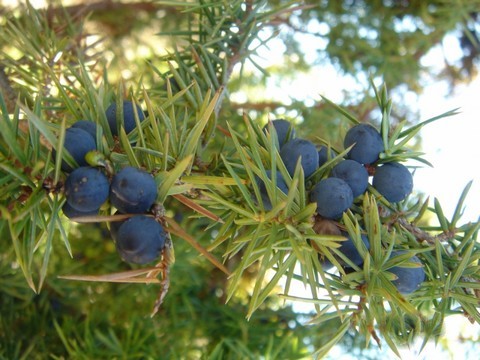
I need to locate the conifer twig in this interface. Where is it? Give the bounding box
[396,217,457,244]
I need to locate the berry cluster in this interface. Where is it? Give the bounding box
[261,119,425,295]
[108,167,165,265]
[56,101,166,265]
[312,123,413,219]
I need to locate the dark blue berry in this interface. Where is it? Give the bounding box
[388,251,425,294]
[110,167,157,214]
[331,160,369,197]
[318,146,337,167]
[262,119,296,147]
[344,123,384,164]
[109,220,123,240]
[106,100,145,136]
[62,201,99,221]
[310,178,353,220]
[321,233,370,269]
[54,127,96,172]
[64,167,109,212]
[254,170,289,210]
[71,120,98,140]
[280,138,319,178]
[372,162,413,202]
[115,215,167,264]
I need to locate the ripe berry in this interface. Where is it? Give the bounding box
[109,222,122,241]
[280,138,319,178]
[54,127,96,172]
[262,119,296,147]
[388,251,425,294]
[320,233,370,269]
[110,167,157,213]
[64,167,109,212]
[344,123,384,164]
[318,146,337,167]
[106,100,145,136]
[372,162,413,202]
[114,215,167,264]
[254,170,288,210]
[310,178,353,220]
[331,159,369,197]
[71,120,98,140]
[62,201,98,221]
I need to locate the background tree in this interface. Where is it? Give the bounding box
[1,0,479,359]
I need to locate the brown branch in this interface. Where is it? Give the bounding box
[0,65,17,113]
[45,0,160,21]
[213,3,258,118]
[394,217,457,245]
[0,1,175,40]
[229,100,287,112]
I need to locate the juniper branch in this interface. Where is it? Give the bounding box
[396,217,457,244]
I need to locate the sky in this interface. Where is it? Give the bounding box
[414,62,480,224]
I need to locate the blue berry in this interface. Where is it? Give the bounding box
[388,251,425,294]
[344,123,384,164]
[54,127,96,172]
[321,233,370,269]
[372,162,413,202]
[64,167,109,212]
[331,160,369,197]
[318,146,337,167]
[310,178,353,220]
[254,170,288,210]
[62,201,99,221]
[114,215,167,264]
[110,167,157,214]
[71,120,98,140]
[108,212,125,240]
[280,138,319,178]
[262,119,296,147]
[106,100,145,136]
